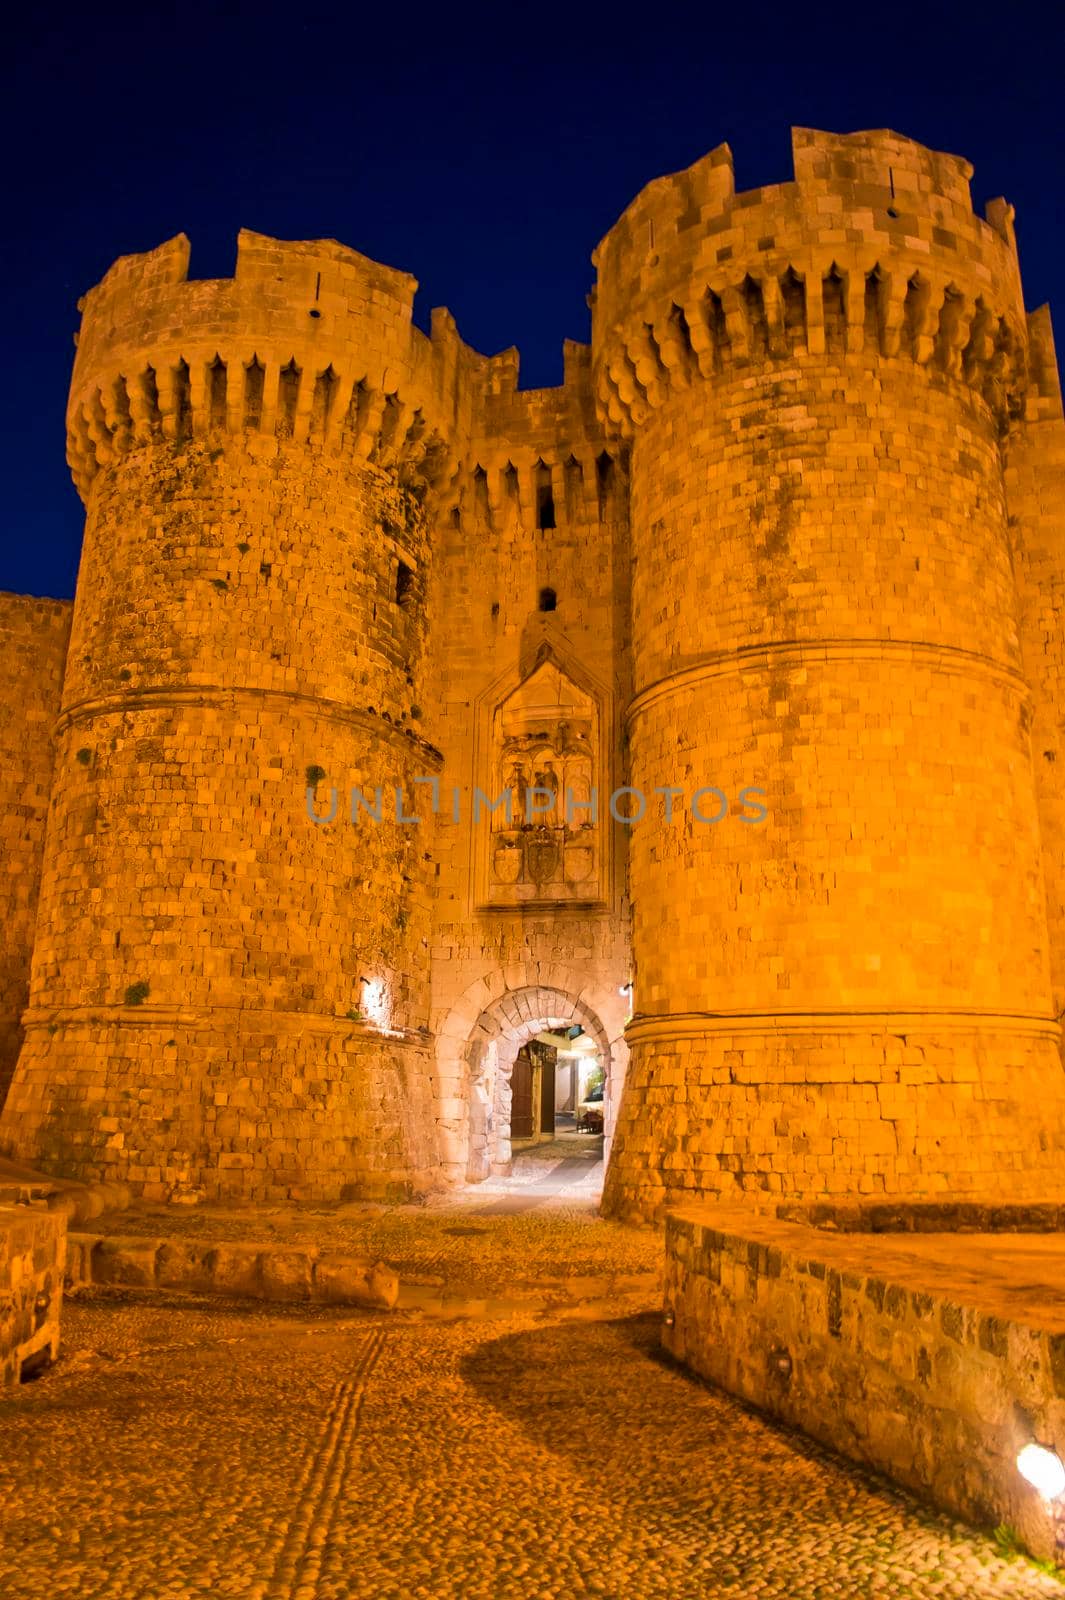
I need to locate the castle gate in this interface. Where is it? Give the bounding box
[462,985,613,1181]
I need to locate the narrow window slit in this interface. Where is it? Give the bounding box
[535,461,556,529]
[822,267,846,353]
[596,451,615,520]
[311,365,338,439]
[780,269,806,346]
[706,290,729,369]
[141,367,161,430]
[376,394,403,460]
[208,356,227,430]
[244,358,265,429]
[173,360,192,441]
[563,456,584,523]
[740,275,769,357]
[473,464,490,521]
[111,376,133,441]
[278,359,301,436]
[903,275,931,356]
[395,560,415,609]
[864,267,885,352]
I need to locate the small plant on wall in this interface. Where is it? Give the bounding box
[124,981,150,1006]
[306,764,327,787]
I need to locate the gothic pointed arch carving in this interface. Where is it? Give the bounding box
[471,640,614,908]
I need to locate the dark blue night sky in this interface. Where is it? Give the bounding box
[5,2,1063,598]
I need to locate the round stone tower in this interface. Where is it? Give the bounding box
[0,229,468,1200]
[596,128,1065,1220]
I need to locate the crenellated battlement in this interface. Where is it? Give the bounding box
[68,231,628,522]
[790,127,979,213]
[66,230,484,502]
[67,126,1048,509]
[66,215,633,538]
[1024,304,1063,423]
[449,340,626,533]
[591,126,1029,435]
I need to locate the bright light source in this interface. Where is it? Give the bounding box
[359,975,391,1029]
[618,982,632,996]
[1017,1443,1065,1500]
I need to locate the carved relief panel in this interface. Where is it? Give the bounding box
[475,652,608,908]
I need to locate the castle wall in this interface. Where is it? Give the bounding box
[594,128,1065,1220]
[1009,307,1065,1027]
[0,233,468,1202]
[425,350,630,1180]
[3,124,1064,1210]
[0,595,71,1107]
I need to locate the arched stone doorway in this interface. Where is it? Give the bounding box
[433,966,629,1188]
[463,986,613,1181]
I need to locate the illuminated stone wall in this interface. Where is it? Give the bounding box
[425,344,631,1183]
[0,596,71,1107]
[1010,306,1065,1026]
[1,127,1064,1208]
[0,234,463,1201]
[663,1202,1065,1563]
[596,128,1065,1219]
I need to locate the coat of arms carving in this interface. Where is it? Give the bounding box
[480,656,604,906]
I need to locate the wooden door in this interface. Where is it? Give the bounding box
[511,1050,534,1139]
[540,1056,556,1133]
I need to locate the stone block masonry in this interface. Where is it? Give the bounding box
[0,125,1064,1209]
[0,237,451,1202]
[0,597,72,1105]
[598,126,1065,1220]
[664,1203,1065,1564]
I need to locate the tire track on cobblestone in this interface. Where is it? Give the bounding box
[247,1328,386,1600]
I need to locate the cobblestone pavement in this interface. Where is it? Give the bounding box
[1,1292,1061,1600]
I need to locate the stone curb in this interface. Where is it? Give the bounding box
[0,1176,136,1227]
[64,1232,660,1319]
[47,1182,135,1226]
[66,1232,399,1310]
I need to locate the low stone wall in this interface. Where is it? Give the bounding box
[663,1204,1065,1564]
[66,1233,399,1311]
[0,1203,66,1388]
[774,1199,1065,1233]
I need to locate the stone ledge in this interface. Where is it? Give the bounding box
[663,1203,1065,1565]
[0,1156,134,1227]
[776,1198,1065,1234]
[66,1233,399,1311]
